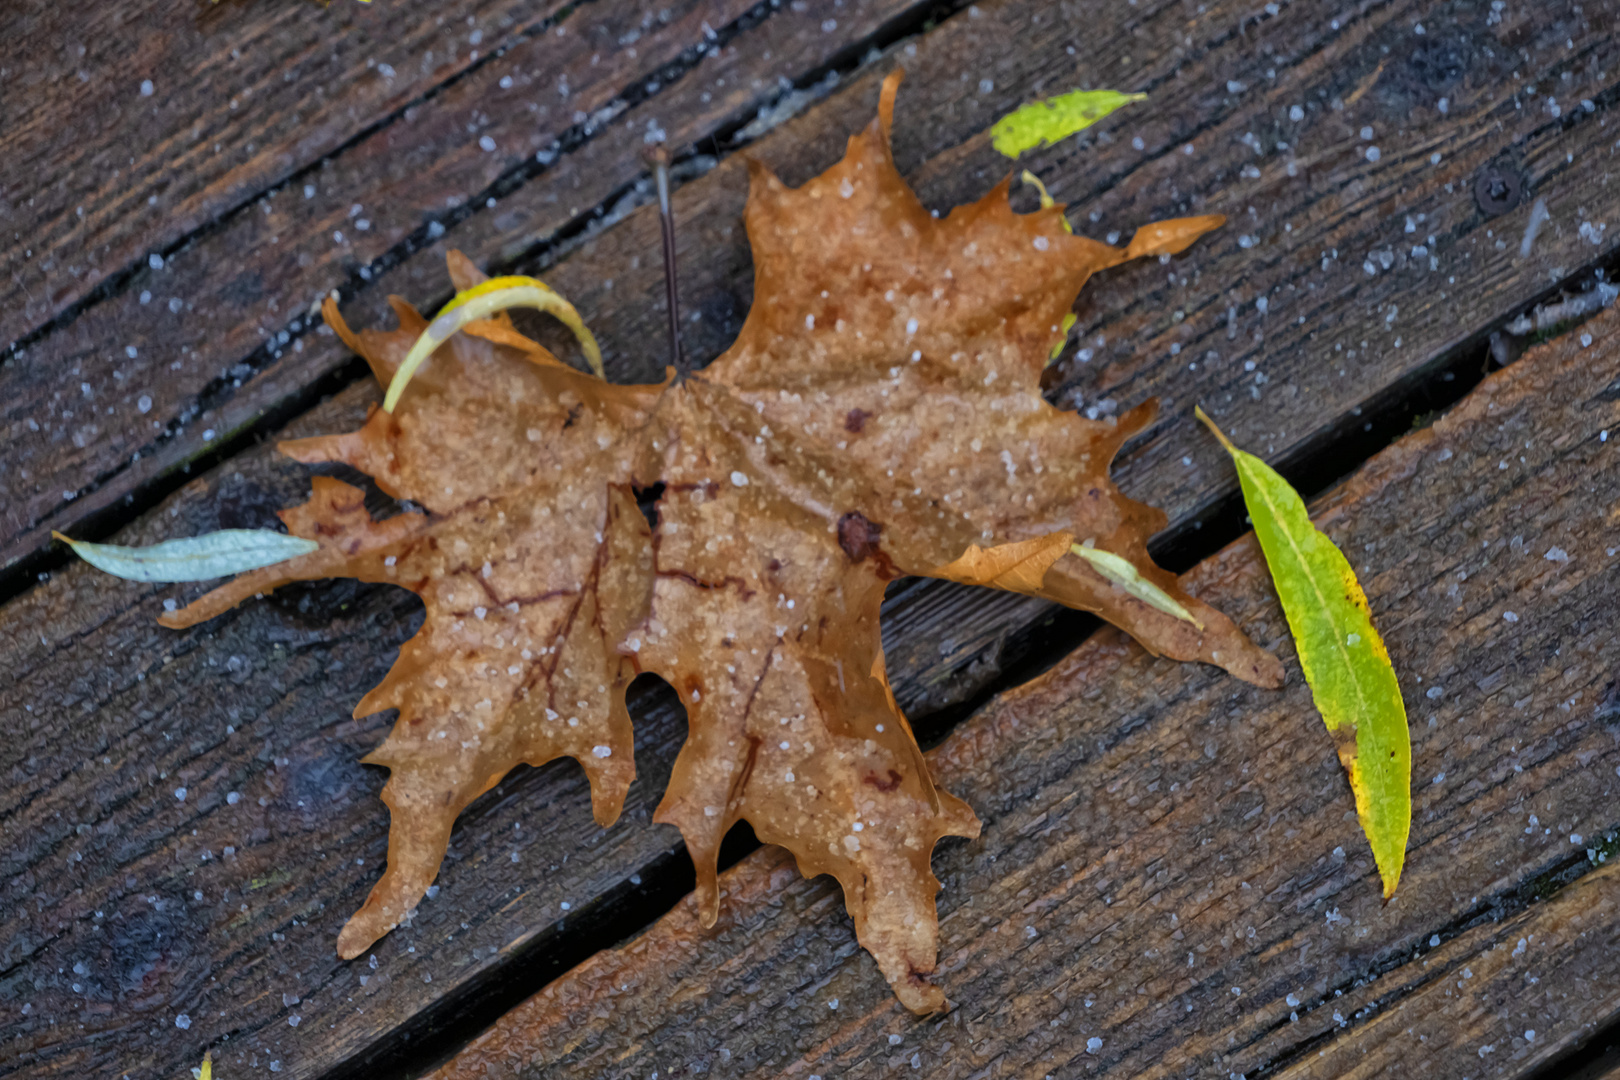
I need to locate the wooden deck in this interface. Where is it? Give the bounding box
[4,0,1619,1078]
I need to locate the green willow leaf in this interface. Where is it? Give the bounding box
[54,530,319,583]
[1197,407,1411,898]
[991,88,1147,159]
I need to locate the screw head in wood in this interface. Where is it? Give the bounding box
[1473,166,1523,217]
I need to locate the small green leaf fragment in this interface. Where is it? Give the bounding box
[54,530,319,583]
[1070,542,1203,629]
[992,89,1147,159]
[1196,406,1411,898]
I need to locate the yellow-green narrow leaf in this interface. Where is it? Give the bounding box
[1197,407,1411,898]
[991,88,1147,159]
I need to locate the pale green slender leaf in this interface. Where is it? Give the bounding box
[54,530,318,583]
[1069,542,1203,629]
[1197,407,1411,897]
[991,88,1147,159]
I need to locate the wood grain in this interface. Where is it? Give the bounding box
[0,380,688,1079]
[1282,860,1620,1079]
[430,307,1620,1078]
[0,0,937,577]
[5,0,1616,587]
[1,0,573,346]
[4,1,1618,1077]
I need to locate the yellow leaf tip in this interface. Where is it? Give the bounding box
[1193,405,1238,454]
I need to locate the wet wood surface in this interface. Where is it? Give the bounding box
[3,0,1618,1077]
[434,309,1620,1079]
[6,0,1617,586]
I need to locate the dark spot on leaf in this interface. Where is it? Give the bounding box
[864,769,902,792]
[844,408,870,433]
[636,482,665,532]
[838,512,883,563]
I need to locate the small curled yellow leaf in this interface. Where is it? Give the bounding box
[384,276,604,412]
[1019,169,1055,210]
[1019,170,1074,236]
[1048,312,1078,363]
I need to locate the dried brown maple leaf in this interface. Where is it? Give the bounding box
[164,71,1281,1012]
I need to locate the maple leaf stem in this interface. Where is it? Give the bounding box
[648,146,685,374]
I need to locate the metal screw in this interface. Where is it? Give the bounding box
[1474,166,1522,216]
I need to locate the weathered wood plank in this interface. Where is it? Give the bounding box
[427,308,1620,1077]
[1281,860,1620,1078]
[1,0,571,346]
[4,1,1618,1076]
[6,0,1616,590]
[1,382,694,1080]
[0,386,1034,1076]
[0,0,936,577]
